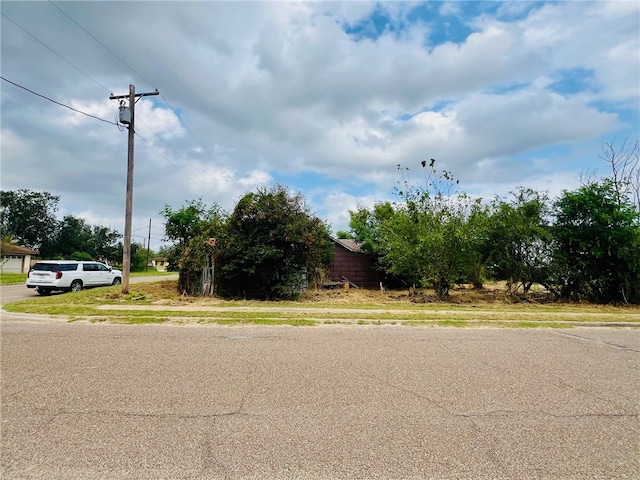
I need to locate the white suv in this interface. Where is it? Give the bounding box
[26,261,123,295]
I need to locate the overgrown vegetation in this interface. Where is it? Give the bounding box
[219,186,333,300]
[161,186,333,300]
[348,145,640,304]
[4,140,638,305]
[161,199,226,295]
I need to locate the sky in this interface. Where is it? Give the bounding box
[1,1,639,251]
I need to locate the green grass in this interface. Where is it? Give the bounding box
[404,319,575,328]
[0,270,173,285]
[0,273,27,285]
[3,279,639,328]
[129,270,176,277]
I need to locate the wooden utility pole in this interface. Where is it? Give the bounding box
[145,218,151,272]
[110,85,159,293]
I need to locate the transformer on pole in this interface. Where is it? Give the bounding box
[109,85,159,294]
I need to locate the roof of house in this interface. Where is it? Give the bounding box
[331,238,363,253]
[0,241,39,255]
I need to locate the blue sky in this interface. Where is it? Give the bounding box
[1,1,638,250]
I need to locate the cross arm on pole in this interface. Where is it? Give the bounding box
[108,85,159,294]
[109,89,159,100]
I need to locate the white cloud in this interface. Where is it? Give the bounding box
[134,101,185,141]
[518,1,640,104]
[64,100,115,126]
[1,0,637,248]
[315,190,385,234]
[175,163,273,211]
[439,2,462,17]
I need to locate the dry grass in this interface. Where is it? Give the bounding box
[301,282,556,306]
[104,279,639,314]
[6,278,639,325]
[113,280,518,306]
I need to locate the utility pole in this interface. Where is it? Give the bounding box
[110,85,159,293]
[145,218,151,272]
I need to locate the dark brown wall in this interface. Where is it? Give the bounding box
[327,245,379,289]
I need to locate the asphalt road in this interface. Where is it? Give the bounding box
[1,319,638,479]
[0,274,179,304]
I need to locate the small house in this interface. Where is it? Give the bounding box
[0,242,39,274]
[151,257,168,272]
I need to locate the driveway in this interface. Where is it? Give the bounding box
[1,320,638,479]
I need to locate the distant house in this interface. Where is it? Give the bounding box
[326,238,380,289]
[151,257,168,272]
[0,242,39,274]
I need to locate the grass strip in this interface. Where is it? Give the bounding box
[4,280,639,327]
[6,302,638,324]
[0,273,27,285]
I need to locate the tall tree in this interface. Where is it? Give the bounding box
[349,202,395,255]
[599,139,639,213]
[484,188,553,293]
[0,189,59,250]
[379,193,483,298]
[55,215,94,258]
[552,180,640,303]
[375,160,484,298]
[161,199,220,248]
[92,226,122,263]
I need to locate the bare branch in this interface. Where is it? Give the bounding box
[599,139,639,211]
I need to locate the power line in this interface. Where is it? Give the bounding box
[1,76,118,126]
[1,11,113,95]
[160,95,222,169]
[133,130,209,192]
[6,5,223,201]
[48,1,157,92]
[41,4,223,170]
[134,116,205,176]
[1,78,207,200]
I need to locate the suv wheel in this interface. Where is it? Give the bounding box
[112,277,122,286]
[70,280,83,293]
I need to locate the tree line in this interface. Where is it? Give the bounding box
[0,189,150,270]
[3,140,638,303]
[346,142,640,304]
[161,141,639,304]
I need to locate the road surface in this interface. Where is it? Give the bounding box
[1,318,638,479]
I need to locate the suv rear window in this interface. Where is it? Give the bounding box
[32,263,78,272]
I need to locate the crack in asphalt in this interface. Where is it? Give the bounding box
[460,411,639,419]
[553,331,640,353]
[362,373,513,475]
[552,375,639,406]
[58,408,254,420]
[51,366,259,422]
[195,365,257,478]
[363,370,639,478]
